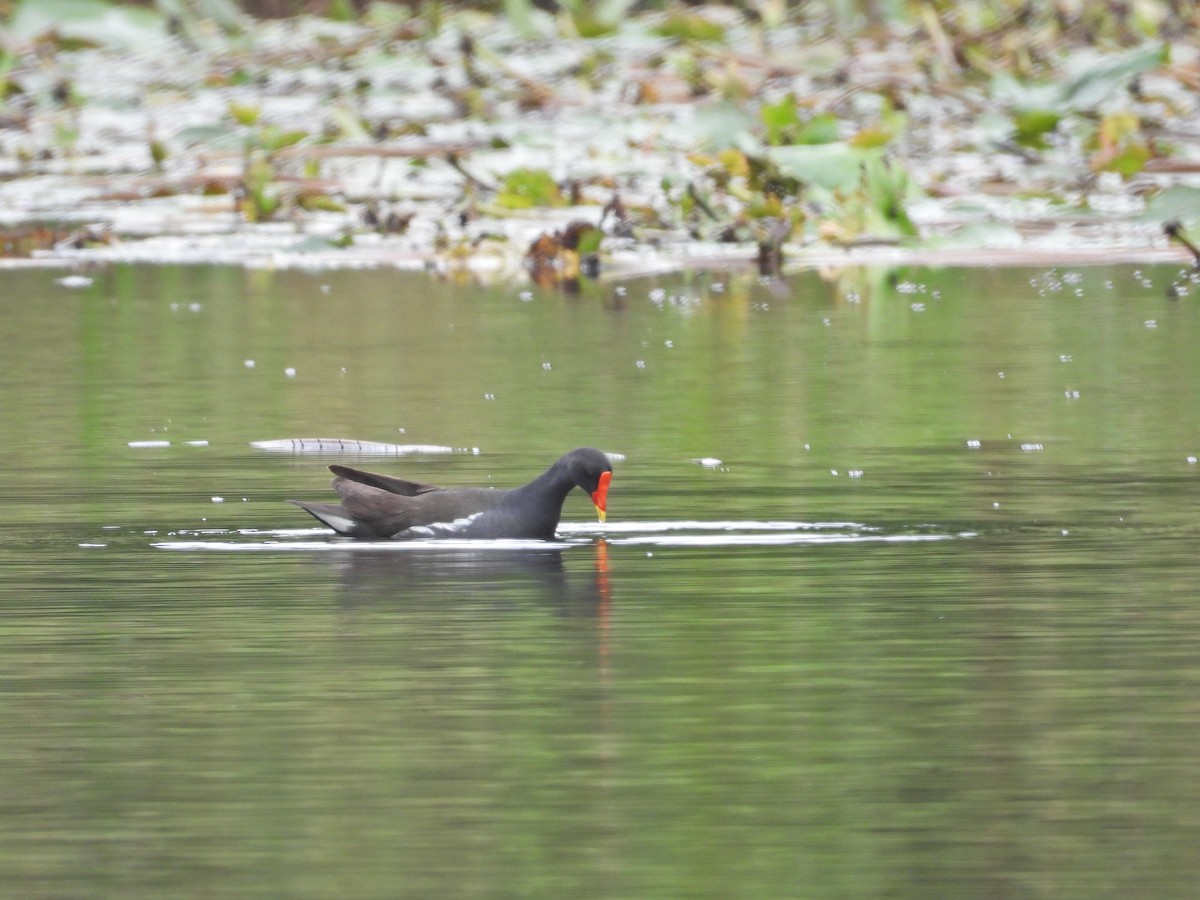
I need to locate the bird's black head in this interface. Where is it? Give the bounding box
[565,447,614,521]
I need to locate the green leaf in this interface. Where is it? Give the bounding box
[495,168,563,209]
[1097,143,1151,177]
[927,221,1024,250]
[766,143,866,191]
[863,156,916,236]
[574,226,604,255]
[175,124,243,151]
[503,0,538,37]
[571,13,619,38]
[228,102,260,126]
[761,94,800,145]
[325,0,355,22]
[297,195,347,213]
[1142,186,1200,225]
[849,126,894,150]
[1058,43,1168,110]
[9,0,165,48]
[672,100,757,151]
[258,127,308,153]
[796,112,840,146]
[1012,109,1061,148]
[328,106,371,141]
[652,13,726,42]
[149,139,167,168]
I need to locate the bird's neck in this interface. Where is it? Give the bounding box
[506,459,575,517]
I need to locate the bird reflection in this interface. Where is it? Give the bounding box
[322,541,611,619]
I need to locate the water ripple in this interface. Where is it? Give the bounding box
[154,521,974,552]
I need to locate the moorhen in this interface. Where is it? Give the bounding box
[289,446,613,540]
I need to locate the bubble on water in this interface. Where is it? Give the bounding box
[966,439,981,448]
[636,360,646,369]
[664,340,673,348]
[1059,354,1072,362]
[911,302,926,312]
[56,275,93,288]
[285,367,297,377]
[710,282,725,293]
[830,469,838,476]
[1032,270,1065,295]
[519,291,533,302]
[848,469,863,478]
[244,359,256,368]
[1020,443,1044,451]
[993,502,1001,508]
[483,393,496,400]
[998,371,1005,378]
[542,361,552,370]
[1144,320,1157,329]
[1064,390,1080,399]
[1188,456,1198,465]
[211,496,225,503]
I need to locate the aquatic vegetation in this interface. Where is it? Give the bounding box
[0,0,1198,277]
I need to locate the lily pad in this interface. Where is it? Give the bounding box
[9,0,166,49]
[672,100,757,151]
[1142,186,1200,225]
[766,143,867,192]
[1058,43,1168,110]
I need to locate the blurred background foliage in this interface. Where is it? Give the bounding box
[1,0,1196,274]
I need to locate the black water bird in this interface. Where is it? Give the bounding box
[289,447,613,541]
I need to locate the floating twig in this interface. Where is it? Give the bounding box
[445,151,496,192]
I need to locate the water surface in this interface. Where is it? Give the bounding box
[3,263,1200,897]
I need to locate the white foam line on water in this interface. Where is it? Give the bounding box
[608,533,968,547]
[157,522,976,551]
[155,539,573,552]
[559,520,869,534]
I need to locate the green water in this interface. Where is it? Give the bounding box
[3,263,1200,897]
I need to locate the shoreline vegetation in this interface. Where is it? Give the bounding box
[2,0,1199,283]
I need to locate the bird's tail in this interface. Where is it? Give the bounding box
[287,500,359,536]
